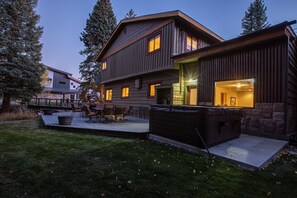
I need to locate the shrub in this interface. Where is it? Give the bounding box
[0,111,37,121]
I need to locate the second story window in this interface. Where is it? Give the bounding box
[105,89,112,101]
[102,61,107,70]
[121,86,129,98]
[148,83,161,97]
[186,35,198,51]
[148,34,161,53]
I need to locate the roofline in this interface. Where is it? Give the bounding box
[173,20,297,63]
[95,10,224,61]
[43,65,81,83]
[43,65,72,76]
[68,75,81,83]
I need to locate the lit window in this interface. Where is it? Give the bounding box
[105,89,112,101]
[121,87,129,98]
[186,35,198,51]
[148,34,161,53]
[149,83,161,97]
[214,79,254,108]
[102,62,107,70]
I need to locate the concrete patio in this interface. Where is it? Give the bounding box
[41,112,149,139]
[149,134,288,169]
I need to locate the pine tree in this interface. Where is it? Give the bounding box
[0,0,43,113]
[241,0,270,35]
[79,0,117,91]
[124,9,137,20]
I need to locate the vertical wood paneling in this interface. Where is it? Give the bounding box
[53,72,69,90]
[173,22,211,55]
[287,37,297,104]
[102,22,174,83]
[108,20,165,52]
[198,38,288,103]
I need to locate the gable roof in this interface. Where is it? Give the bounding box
[44,65,81,83]
[96,10,224,61]
[173,20,297,63]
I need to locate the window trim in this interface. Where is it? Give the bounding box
[147,31,162,54]
[105,88,113,102]
[102,61,107,71]
[185,33,198,51]
[121,85,130,99]
[147,81,162,98]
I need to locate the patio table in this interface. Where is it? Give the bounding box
[91,107,104,122]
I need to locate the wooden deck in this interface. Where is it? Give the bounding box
[41,112,149,139]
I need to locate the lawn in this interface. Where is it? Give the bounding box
[0,119,296,197]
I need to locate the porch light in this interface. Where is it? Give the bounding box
[236,82,242,88]
[188,78,197,83]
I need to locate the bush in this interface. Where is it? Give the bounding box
[0,111,37,121]
[0,104,37,121]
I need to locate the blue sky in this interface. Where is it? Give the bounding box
[36,0,297,78]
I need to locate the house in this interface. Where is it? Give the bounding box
[96,10,297,139]
[39,65,81,100]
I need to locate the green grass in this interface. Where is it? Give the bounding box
[0,119,296,197]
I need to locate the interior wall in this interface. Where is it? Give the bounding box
[215,87,237,106]
[215,87,253,107]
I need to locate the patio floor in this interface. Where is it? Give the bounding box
[42,112,288,169]
[149,134,288,169]
[41,112,149,139]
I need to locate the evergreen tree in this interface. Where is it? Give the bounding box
[0,0,43,113]
[124,9,137,20]
[79,0,117,91]
[241,0,270,35]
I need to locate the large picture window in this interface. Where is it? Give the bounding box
[148,83,161,97]
[105,89,112,101]
[215,79,254,108]
[148,34,161,53]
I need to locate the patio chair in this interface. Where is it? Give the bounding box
[84,105,97,122]
[114,106,125,122]
[103,107,114,122]
[71,103,84,117]
[123,106,131,120]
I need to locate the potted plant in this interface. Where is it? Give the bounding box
[58,115,73,125]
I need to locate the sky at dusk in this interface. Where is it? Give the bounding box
[36,0,297,79]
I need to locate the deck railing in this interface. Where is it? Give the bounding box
[28,98,82,109]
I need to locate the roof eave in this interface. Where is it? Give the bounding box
[173,20,296,63]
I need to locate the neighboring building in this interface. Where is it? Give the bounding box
[96,10,297,139]
[39,66,81,100]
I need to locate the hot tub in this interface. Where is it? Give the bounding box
[149,105,241,148]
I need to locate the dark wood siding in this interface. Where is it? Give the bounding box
[104,70,179,106]
[101,22,174,83]
[173,22,210,55]
[53,72,69,90]
[287,37,297,105]
[198,38,288,104]
[108,20,165,53]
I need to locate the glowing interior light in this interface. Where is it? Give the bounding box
[236,82,242,88]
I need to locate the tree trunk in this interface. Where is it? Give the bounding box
[1,93,11,113]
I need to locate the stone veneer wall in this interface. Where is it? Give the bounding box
[241,103,287,139]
